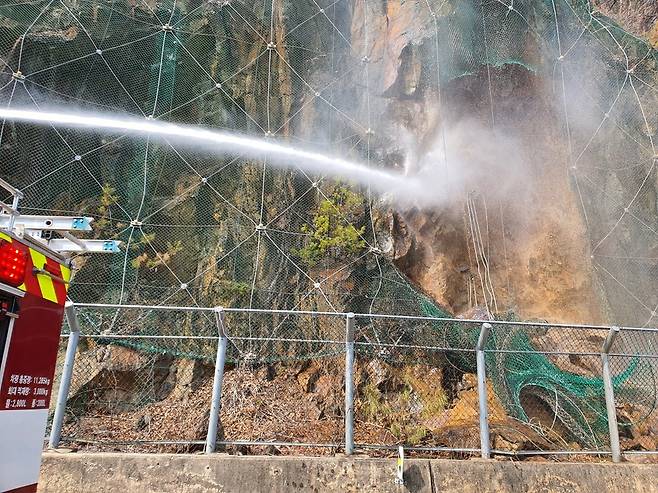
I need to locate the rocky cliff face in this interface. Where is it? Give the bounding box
[1,0,656,329]
[593,0,657,43]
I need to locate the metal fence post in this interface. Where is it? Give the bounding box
[476,322,492,459]
[601,326,621,463]
[48,301,81,449]
[205,307,228,454]
[344,312,355,455]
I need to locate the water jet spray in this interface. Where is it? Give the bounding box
[0,108,435,206]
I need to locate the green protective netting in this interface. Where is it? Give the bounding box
[1,0,658,449]
[419,298,655,448]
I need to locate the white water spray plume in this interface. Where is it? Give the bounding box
[0,108,450,206]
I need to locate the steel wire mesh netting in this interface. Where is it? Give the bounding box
[1,0,658,452]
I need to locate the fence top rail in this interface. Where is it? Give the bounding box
[72,302,658,335]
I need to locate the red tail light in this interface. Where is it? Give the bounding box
[0,240,28,287]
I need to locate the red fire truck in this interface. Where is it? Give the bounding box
[0,179,119,493]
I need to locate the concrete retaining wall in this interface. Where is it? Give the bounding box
[38,453,657,493]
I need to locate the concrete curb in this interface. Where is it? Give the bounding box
[39,453,658,493]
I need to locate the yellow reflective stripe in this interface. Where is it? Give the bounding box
[60,264,71,293]
[29,248,58,303]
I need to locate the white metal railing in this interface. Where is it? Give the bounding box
[0,177,23,231]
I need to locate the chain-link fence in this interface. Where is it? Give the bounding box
[46,303,658,460]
